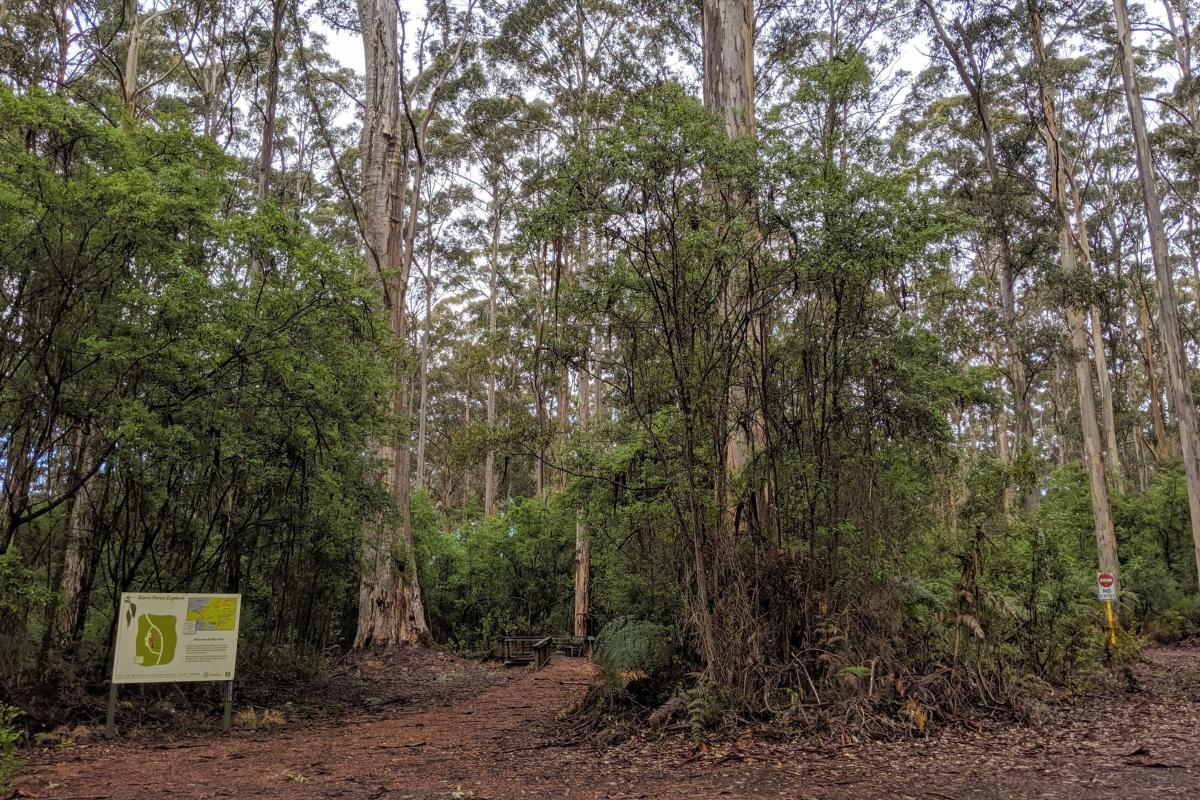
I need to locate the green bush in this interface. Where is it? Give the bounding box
[593,617,671,678]
[0,704,23,793]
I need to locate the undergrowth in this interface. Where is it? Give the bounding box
[0,704,23,792]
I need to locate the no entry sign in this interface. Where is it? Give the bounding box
[1097,572,1117,601]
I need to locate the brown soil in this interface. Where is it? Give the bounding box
[14,646,1200,799]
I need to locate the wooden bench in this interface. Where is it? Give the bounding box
[500,636,554,671]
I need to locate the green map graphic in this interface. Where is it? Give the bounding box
[135,614,177,666]
[186,596,237,631]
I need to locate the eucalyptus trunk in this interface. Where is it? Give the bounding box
[257,0,284,202]
[353,0,428,647]
[484,182,501,516]
[703,0,771,538]
[1135,291,1171,462]
[1068,189,1123,490]
[416,266,432,492]
[1029,0,1120,603]
[573,346,590,638]
[1113,0,1200,590]
[55,424,101,645]
[121,0,141,115]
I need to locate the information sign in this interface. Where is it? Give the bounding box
[111,593,241,684]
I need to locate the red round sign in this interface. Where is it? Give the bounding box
[1098,573,1115,588]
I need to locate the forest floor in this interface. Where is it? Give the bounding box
[13,644,1200,799]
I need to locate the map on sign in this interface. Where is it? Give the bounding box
[186,596,238,632]
[111,593,241,684]
[135,613,178,666]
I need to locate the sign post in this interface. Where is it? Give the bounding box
[106,592,241,737]
[1096,573,1117,645]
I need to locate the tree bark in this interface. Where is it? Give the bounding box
[121,0,141,116]
[484,180,501,516]
[1113,0,1200,589]
[1136,289,1171,462]
[257,0,285,202]
[55,424,101,645]
[1029,0,1121,599]
[703,0,772,539]
[353,0,428,647]
[416,264,432,492]
[1068,185,1123,490]
[573,334,590,638]
[699,0,771,690]
[534,242,548,500]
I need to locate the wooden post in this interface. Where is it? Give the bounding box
[105,682,118,738]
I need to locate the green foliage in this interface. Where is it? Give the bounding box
[415,494,576,653]
[0,704,22,793]
[0,90,391,692]
[1116,464,1200,639]
[0,548,51,678]
[593,617,671,678]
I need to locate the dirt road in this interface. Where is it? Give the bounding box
[18,647,1200,799]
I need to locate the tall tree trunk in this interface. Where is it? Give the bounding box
[1114,0,1200,589]
[416,266,432,492]
[1029,0,1121,599]
[573,339,590,638]
[1089,304,1123,488]
[1069,189,1124,490]
[463,383,472,507]
[534,242,548,500]
[702,0,755,138]
[257,0,284,202]
[55,424,100,645]
[122,0,141,116]
[1136,289,1171,462]
[353,0,429,647]
[54,1,71,89]
[484,181,501,516]
[1051,356,1072,466]
[700,0,770,690]
[703,0,771,538]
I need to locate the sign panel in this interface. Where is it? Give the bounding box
[1096,572,1117,602]
[111,593,241,684]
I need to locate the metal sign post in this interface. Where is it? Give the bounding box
[1097,573,1118,645]
[223,680,234,732]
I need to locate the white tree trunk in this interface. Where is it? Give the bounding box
[257,0,284,202]
[1114,0,1200,591]
[1030,1,1121,598]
